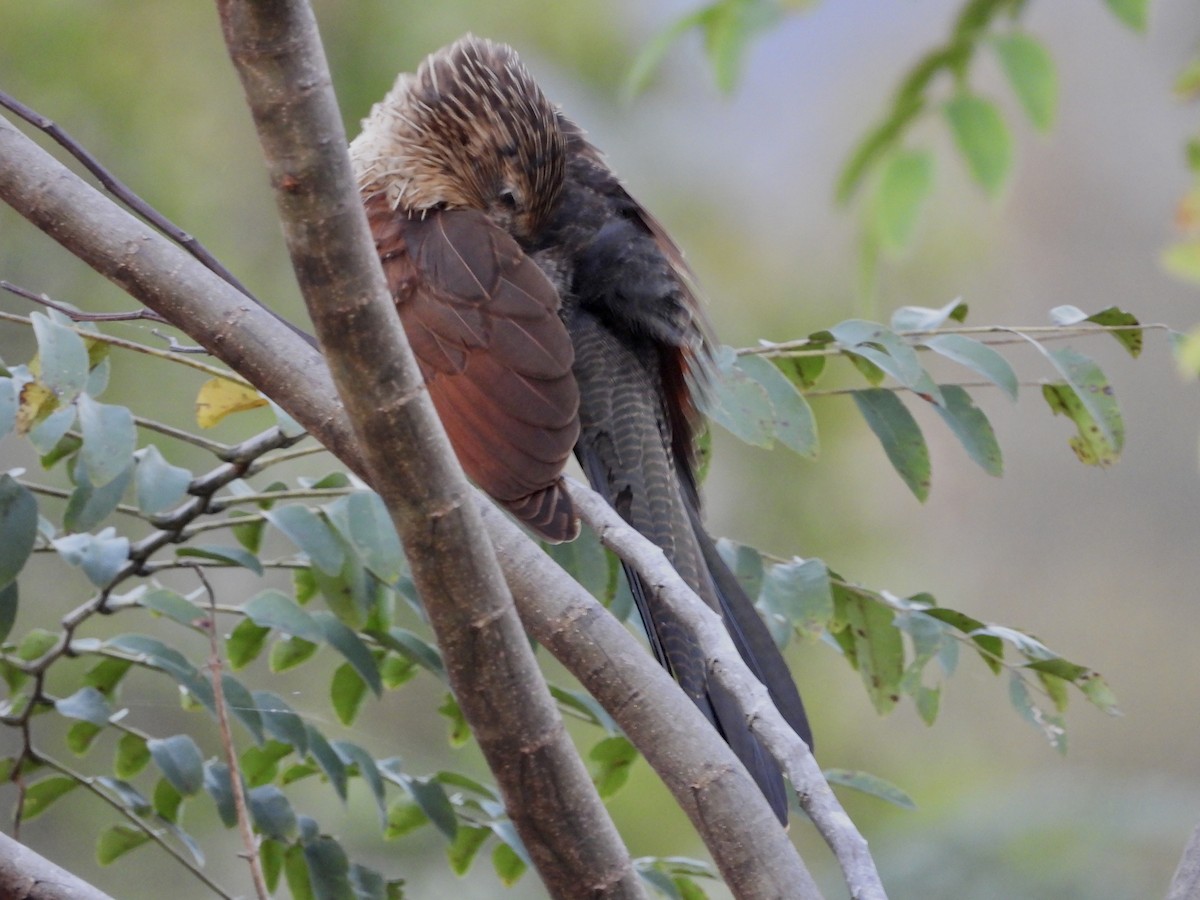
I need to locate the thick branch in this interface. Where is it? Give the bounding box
[0,111,833,896]
[565,481,886,900]
[0,832,115,900]
[210,2,640,898]
[1168,822,1200,900]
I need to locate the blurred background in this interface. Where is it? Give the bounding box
[2,1,1198,897]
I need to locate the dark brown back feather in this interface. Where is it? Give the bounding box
[366,193,581,541]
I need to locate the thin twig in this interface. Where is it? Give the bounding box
[0,90,258,303]
[196,566,270,900]
[0,309,252,384]
[741,321,1172,359]
[39,754,235,899]
[1,280,168,323]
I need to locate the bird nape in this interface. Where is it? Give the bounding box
[350,34,812,824]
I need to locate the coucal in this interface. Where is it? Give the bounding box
[350,35,812,822]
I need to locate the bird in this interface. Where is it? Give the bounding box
[349,35,812,823]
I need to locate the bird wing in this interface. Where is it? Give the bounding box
[366,195,581,541]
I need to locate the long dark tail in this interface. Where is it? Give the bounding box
[570,310,811,823]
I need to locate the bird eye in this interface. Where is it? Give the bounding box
[498,189,518,210]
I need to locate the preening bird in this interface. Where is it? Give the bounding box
[350,35,812,822]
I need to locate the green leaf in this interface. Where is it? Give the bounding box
[64,459,133,533]
[305,725,349,801]
[331,662,369,726]
[323,492,404,586]
[264,505,345,576]
[545,524,610,601]
[241,740,293,787]
[1103,0,1148,31]
[890,298,968,333]
[227,618,270,669]
[313,611,382,696]
[115,733,150,779]
[447,825,489,875]
[0,474,38,589]
[760,557,832,641]
[589,735,637,798]
[775,354,826,390]
[943,94,1013,196]
[0,582,16,646]
[301,830,354,900]
[51,528,130,587]
[735,355,819,458]
[67,720,103,754]
[1050,304,1144,358]
[830,320,942,403]
[84,657,133,695]
[701,0,781,94]
[153,778,183,823]
[220,672,265,743]
[1041,382,1120,466]
[38,432,82,469]
[148,734,205,796]
[254,691,310,754]
[385,799,429,839]
[261,839,286,893]
[175,544,264,576]
[852,389,931,501]
[203,761,238,827]
[270,635,319,673]
[837,94,925,204]
[493,841,527,887]
[704,346,773,446]
[245,589,324,641]
[285,841,315,900]
[96,825,151,865]
[923,608,1003,673]
[837,590,904,714]
[76,395,136,489]
[625,8,706,98]
[872,149,935,253]
[134,445,191,515]
[0,377,17,440]
[370,628,445,680]
[331,740,387,823]
[990,33,1057,131]
[823,768,916,809]
[438,693,470,747]
[932,385,1003,476]
[23,775,79,819]
[410,775,458,841]
[16,627,58,662]
[1008,672,1067,752]
[55,686,112,725]
[248,785,298,840]
[921,334,1018,400]
[31,312,88,402]
[140,588,204,628]
[231,512,266,554]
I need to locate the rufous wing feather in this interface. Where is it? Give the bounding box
[366,194,581,541]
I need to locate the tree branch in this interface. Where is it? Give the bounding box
[0,98,864,896]
[1168,821,1200,900]
[0,832,116,900]
[210,2,641,898]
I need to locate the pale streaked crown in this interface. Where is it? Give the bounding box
[350,35,566,237]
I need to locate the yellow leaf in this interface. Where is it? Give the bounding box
[16,381,57,435]
[195,378,266,428]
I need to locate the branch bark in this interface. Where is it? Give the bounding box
[209,2,640,898]
[0,832,115,900]
[0,86,870,897]
[1168,822,1200,900]
[566,481,886,900]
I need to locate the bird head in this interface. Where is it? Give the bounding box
[350,35,565,241]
